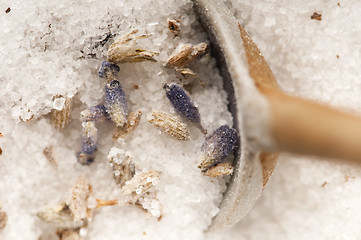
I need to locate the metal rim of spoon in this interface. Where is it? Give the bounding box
[194,0,361,232]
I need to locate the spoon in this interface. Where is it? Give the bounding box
[193,0,361,232]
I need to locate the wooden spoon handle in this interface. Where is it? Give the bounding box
[240,23,361,162]
[263,87,361,162]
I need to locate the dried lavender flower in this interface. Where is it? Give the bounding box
[56,229,84,240]
[37,177,94,228]
[77,121,97,165]
[148,110,190,140]
[175,67,205,91]
[37,203,85,229]
[51,97,72,130]
[163,83,206,134]
[202,161,234,177]
[107,29,158,64]
[108,147,135,187]
[168,19,180,36]
[165,42,209,68]
[112,110,142,140]
[198,125,239,170]
[121,170,160,204]
[80,105,110,122]
[104,80,128,127]
[66,176,93,222]
[98,61,120,81]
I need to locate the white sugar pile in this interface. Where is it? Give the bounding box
[0,0,232,239]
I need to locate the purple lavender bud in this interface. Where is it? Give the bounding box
[77,121,98,165]
[198,125,239,170]
[98,61,120,80]
[104,80,128,127]
[163,83,206,134]
[80,105,110,122]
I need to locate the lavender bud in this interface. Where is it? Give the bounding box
[104,80,128,127]
[163,83,206,134]
[198,125,239,170]
[98,61,120,81]
[80,105,110,122]
[77,121,97,165]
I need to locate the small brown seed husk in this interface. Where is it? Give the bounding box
[148,110,190,140]
[107,29,158,64]
[168,19,181,36]
[51,97,72,130]
[165,43,209,68]
[121,170,161,204]
[202,161,234,177]
[108,147,136,187]
[113,110,142,140]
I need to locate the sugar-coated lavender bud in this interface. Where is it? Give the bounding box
[80,105,110,122]
[98,61,120,81]
[198,125,239,171]
[104,80,128,127]
[163,83,206,134]
[77,121,97,165]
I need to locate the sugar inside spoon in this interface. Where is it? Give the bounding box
[194,0,361,232]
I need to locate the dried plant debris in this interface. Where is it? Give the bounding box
[51,97,72,130]
[0,204,7,233]
[202,161,234,177]
[113,110,142,140]
[56,229,84,240]
[163,83,207,134]
[107,29,158,64]
[77,121,97,165]
[37,203,85,229]
[175,67,205,91]
[311,12,322,21]
[66,176,94,222]
[80,105,110,122]
[37,176,94,228]
[165,43,209,68]
[148,110,190,140]
[198,125,239,171]
[108,147,136,187]
[98,61,120,82]
[168,19,180,35]
[121,170,161,204]
[104,80,128,127]
[43,145,57,168]
[136,192,162,219]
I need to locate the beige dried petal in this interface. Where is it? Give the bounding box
[113,110,142,140]
[0,206,7,233]
[37,203,84,229]
[175,67,206,90]
[107,30,158,64]
[136,192,162,219]
[108,147,135,187]
[56,229,84,240]
[165,42,209,68]
[51,97,72,130]
[66,176,93,221]
[148,110,190,140]
[43,145,57,168]
[202,161,234,177]
[121,170,160,203]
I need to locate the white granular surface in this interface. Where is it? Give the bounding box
[0,0,231,239]
[2,0,361,239]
